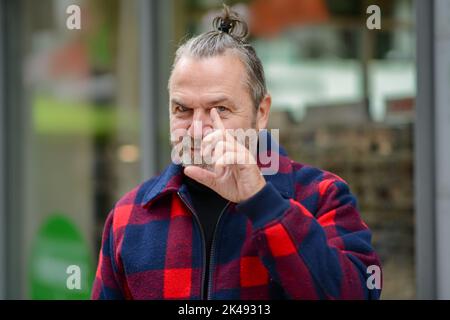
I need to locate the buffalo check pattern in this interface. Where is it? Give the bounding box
[92,133,382,300]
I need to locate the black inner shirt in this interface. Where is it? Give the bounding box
[183,175,228,296]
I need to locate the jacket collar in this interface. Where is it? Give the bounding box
[141,130,295,207]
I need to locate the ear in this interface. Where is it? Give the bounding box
[256,94,271,130]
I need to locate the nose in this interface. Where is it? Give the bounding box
[187,108,213,139]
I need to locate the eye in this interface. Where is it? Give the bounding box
[216,106,229,113]
[174,105,190,113]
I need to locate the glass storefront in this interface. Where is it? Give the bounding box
[11,0,142,298]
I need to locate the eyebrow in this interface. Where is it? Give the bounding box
[170,96,235,109]
[170,98,189,108]
[207,96,235,108]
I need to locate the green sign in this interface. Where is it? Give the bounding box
[28,214,94,299]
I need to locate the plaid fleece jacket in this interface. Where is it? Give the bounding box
[92,134,382,300]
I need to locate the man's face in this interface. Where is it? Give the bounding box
[168,51,258,167]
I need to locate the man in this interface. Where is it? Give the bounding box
[92,6,382,300]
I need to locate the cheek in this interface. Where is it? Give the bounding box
[170,117,191,130]
[225,112,255,130]
[170,118,191,142]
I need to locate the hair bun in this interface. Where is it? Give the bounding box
[212,4,249,42]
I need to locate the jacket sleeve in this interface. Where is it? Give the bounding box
[235,179,382,300]
[91,210,125,299]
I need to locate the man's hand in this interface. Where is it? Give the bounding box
[184,108,266,203]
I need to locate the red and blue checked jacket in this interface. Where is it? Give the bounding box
[92,134,382,300]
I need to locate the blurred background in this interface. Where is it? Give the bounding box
[0,0,448,299]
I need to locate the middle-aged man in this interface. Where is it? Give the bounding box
[92,6,382,300]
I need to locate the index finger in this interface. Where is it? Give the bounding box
[210,107,225,130]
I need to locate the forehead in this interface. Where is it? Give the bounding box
[169,52,248,103]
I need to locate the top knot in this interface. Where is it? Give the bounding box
[212,4,249,42]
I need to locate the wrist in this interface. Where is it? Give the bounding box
[240,173,266,202]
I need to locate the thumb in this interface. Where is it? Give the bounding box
[184,166,217,189]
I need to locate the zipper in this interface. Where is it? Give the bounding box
[207,201,231,300]
[177,190,231,300]
[177,191,207,300]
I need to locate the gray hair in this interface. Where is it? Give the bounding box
[169,5,267,110]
